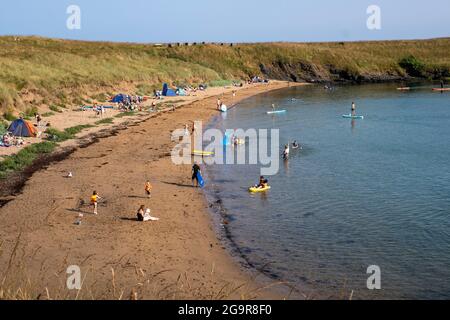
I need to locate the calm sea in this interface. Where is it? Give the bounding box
[204,83,450,299]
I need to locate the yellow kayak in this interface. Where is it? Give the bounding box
[192,150,215,156]
[249,186,271,193]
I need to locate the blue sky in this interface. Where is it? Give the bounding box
[0,0,449,43]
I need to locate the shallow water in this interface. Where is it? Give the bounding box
[205,83,450,299]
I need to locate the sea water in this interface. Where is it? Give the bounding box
[205,83,450,299]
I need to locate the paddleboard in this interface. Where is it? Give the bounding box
[267,110,287,114]
[397,87,411,91]
[197,172,205,188]
[342,114,364,119]
[432,88,450,92]
[192,150,215,156]
[249,186,271,193]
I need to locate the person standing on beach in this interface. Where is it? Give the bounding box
[192,163,201,187]
[351,102,356,116]
[91,191,102,215]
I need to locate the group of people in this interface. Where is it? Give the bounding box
[117,96,143,111]
[1,132,24,147]
[282,140,302,160]
[84,180,157,223]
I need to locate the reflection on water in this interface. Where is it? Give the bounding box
[205,83,450,299]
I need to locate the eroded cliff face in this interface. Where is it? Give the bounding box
[259,61,411,83]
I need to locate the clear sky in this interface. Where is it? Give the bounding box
[0,0,449,43]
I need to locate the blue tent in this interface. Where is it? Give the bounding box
[8,118,37,137]
[162,83,177,97]
[111,94,129,103]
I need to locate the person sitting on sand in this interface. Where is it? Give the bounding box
[2,133,12,147]
[137,205,145,221]
[145,181,152,198]
[91,191,102,215]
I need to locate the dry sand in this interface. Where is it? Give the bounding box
[0,81,305,300]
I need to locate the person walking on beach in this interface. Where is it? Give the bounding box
[192,163,201,187]
[91,191,102,215]
[351,102,356,116]
[145,180,152,198]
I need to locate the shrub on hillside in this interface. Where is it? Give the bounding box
[399,56,425,77]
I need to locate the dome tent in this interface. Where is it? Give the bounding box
[7,118,37,137]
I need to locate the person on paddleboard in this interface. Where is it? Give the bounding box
[351,102,356,116]
[272,104,276,111]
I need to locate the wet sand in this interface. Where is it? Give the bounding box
[0,81,304,300]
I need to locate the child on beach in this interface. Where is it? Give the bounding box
[91,191,102,215]
[145,181,152,198]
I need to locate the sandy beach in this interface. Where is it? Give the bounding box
[0,81,305,300]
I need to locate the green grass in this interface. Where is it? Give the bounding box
[95,117,114,125]
[0,36,449,114]
[49,105,62,113]
[45,124,94,142]
[208,79,234,87]
[0,142,56,179]
[0,120,8,135]
[3,111,16,121]
[114,111,135,118]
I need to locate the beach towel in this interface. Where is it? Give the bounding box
[143,209,159,221]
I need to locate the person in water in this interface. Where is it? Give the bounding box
[255,176,268,189]
[192,163,201,187]
[351,102,356,116]
[292,140,300,149]
[283,144,290,159]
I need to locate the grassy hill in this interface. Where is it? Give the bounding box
[1,36,449,115]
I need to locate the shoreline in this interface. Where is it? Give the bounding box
[0,81,306,300]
